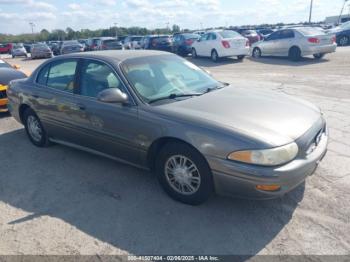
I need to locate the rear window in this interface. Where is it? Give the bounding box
[218,31,240,39]
[297,27,325,36]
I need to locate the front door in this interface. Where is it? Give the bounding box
[73,59,141,165]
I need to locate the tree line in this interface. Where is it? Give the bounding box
[0,24,183,43]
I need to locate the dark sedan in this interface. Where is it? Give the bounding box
[172,33,200,56]
[7,51,328,205]
[144,35,173,52]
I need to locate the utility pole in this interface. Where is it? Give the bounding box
[338,0,349,24]
[309,0,313,24]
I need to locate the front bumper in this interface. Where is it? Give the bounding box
[207,129,328,199]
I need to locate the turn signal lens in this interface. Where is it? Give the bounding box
[256,185,281,192]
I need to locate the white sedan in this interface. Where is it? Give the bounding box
[191,30,250,62]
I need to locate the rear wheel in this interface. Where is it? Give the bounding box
[313,53,325,59]
[289,46,301,61]
[23,108,50,147]
[191,48,197,58]
[211,50,219,62]
[252,47,262,58]
[156,142,214,205]
[339,36,349,46]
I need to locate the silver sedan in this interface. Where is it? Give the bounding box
[251,27,337,61]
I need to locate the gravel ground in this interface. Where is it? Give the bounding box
[0,48,349,256]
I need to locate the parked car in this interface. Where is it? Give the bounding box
[191,30,250,62]
[146,35,173,52]
[193,31,206,36]
[78,39,89,51]
[123,36,143,49]
[97,39,123,50]
[31,43,53,59]
[0,59,27,112]
[86,38,102,51]
[50,42,62,56]
[251,27,337,61]
[0,43,13,54]
[117,36,127,45]
[60,40,84,55]
[7,50,328,205]
[327,21,350,46]
[235,29,261,44]
[11,43,28,58]
[172,33,200,56]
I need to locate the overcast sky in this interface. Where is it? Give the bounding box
[0,0,347,34]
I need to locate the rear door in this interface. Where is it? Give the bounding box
[32,59,84,143]
[73,58,141,164]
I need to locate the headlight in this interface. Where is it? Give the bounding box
[227,142,299,166]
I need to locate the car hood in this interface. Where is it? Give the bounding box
[158,86,322,146]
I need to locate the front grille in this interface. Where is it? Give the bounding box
[0,90,7,99]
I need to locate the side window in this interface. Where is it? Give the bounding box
[267,31,280,41]
[46,60,77,93]
[37,64,50,85]
[80,60,125,98]
[280,30,295,39]
[200,34,209,41]
[208,33,217,40]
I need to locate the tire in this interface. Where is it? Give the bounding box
[313,53,325,59]
[155,142,214,205]
[338,36,349,46]
[237,55,245,60]
[252,47,262,58]
[289,47,301,61]
[191,48,197,58]
[211,49,219,62]
[23,108,50,147]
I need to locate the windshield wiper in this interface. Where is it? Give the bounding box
[205,82,230,94]
[148,93,202,104]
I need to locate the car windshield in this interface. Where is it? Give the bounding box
[121,55,222,103]
[0,60,11,68]
[219,31,240,38]
[297,27,325,36]
[13,44,24,49]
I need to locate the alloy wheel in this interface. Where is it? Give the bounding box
[164,155,201,195]
[27,115,43,142]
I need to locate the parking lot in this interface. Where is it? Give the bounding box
[1,48,350,256]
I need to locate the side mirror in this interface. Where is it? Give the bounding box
[97,88,128,104]
[13,64,21,70]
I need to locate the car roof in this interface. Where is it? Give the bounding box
[56,50,173,62]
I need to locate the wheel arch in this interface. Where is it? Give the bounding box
[146,136,210,171]
[18,103,31,124]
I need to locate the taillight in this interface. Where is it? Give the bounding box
[308,37,320,44]
[185,39,193,45]
[222,40,230,48]
[331,36,336,44]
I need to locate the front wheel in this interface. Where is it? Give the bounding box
[313,53,325,59]
[23,108,50,147]
[252,47,262,58]
[156,142,214,205]
[338,36,349,46]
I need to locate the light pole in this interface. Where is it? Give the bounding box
[114,23,118,38]
[309,0,313,24]
[338,0,349,24]
[29,22,35,34]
